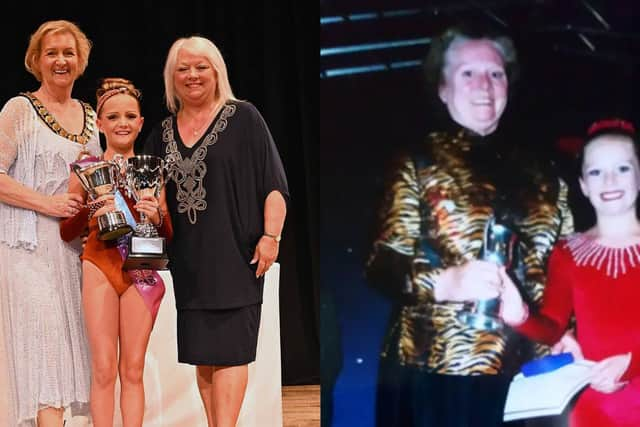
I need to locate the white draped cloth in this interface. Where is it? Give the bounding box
[0,96,101,426]
[110,265,283,426]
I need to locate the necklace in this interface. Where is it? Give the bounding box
[23,91,93,159]
[185,101,223,137]
[192,120,209,137]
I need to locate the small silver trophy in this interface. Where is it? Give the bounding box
[122,155,169,270]
[72,160,133,241]
[457,214,517,330]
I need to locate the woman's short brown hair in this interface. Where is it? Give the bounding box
[423,23,519,94]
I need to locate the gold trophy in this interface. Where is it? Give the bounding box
[72,160,132,241]
[122,155,169,270]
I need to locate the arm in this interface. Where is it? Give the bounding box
[550,179,580,353]
[0,172,84,218]
[263,190,286,239]
[245,102,289,277]
[365,156,501,303]
[519,179,578,354]
[0,98,83,218]
[133,190,173,241]
[365,156,433,301]
[251,190,286,277]
[519,178,574,309]
[501,245,575,345]
[59,206,90,242]
[59,172,89,242]
[0,173,48,212]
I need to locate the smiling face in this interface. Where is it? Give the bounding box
[37,31,79,89]
[174,47,219,107]
[580,135,640,218]
[96,93,143,155]
[438,39,508,136]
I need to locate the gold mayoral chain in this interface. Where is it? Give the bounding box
[19,92,95,161]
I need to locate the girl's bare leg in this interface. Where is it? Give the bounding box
[118,285,153,427]
[82,261,120,427]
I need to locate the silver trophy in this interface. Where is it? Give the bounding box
[72,160,132,241]
[123,155,169,270]
[457,214,517,330]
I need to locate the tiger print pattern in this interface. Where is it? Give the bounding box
[370,129,574,375]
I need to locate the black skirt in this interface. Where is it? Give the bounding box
[375,358,567,427]
[177,304,261,366]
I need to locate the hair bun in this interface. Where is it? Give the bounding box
[587,118,636,137]
[95,77,142,115]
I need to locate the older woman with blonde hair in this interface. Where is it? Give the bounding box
[144,36,289,427]
[0,19,100,427]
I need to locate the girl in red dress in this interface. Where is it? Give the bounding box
[500,118,640,427]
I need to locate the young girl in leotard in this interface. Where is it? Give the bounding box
[60,77,172,427]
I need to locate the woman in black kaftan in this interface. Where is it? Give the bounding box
[144,36,288,426]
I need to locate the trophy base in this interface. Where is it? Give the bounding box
[123,253,169,270]
[97,212,133,241]
[98,224,132,241]
[122,235,168,271]
[457,312,503,331]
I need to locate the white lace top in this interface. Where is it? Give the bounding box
[0,95,100,250]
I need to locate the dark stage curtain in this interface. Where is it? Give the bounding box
[1,2,318,385]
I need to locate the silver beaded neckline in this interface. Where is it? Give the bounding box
[566,233,640,278]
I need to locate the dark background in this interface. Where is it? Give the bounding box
[2,2,319,386]
[321,1,640,426]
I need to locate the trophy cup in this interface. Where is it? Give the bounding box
[72,160,133,241]
[122,155,169,270]
[457,214,518,330]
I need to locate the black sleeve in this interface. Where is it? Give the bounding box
[246,102,290,205]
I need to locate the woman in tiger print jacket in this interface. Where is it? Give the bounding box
[366,23,575,427]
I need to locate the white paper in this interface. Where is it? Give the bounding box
[503,359,595,421]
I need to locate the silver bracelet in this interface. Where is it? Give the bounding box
[156,207,164,228]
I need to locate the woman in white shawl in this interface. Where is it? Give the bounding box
[0,20,101,427]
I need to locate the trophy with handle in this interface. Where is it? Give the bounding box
[72,160,133,241]
[123,154,169,270]
[457,214,518,330]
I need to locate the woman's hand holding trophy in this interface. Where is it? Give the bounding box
[72,158,132,241]
[446,214,518,330]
